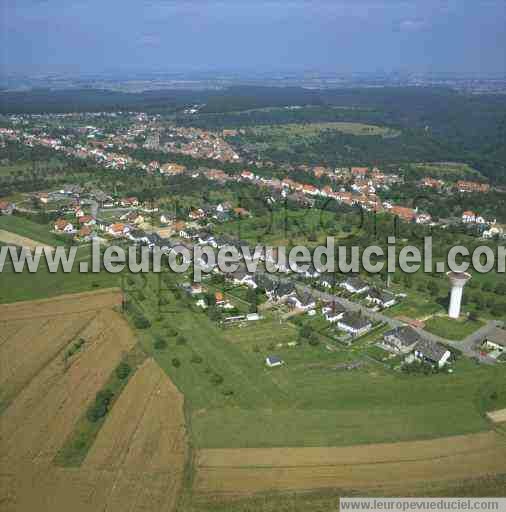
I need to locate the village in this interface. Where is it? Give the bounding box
[1,114,505,377]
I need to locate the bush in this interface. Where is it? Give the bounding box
[172,358,181,368]
[154,337,168,350]
[210,373,224,385]
[134,315,151,329]
[166,327,178,337]
[115,362,132,380]
[86,389,114,423]
[176,335,187,345]
[191,354,203,364]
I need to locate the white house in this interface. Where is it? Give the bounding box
[322,303,345,323]
[337,314,372,336]
[340,277,369,295]
[414,339,451,368]
[366,288,396,308]
[483,328,506,352]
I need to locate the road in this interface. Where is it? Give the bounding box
[294,281,502,363]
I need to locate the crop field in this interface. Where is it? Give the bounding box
[194,432,506,497]
[0,290,187,512]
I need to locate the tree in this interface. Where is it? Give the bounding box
[468,311,479,322]
[427,280,440,296]
[115,362,132,379]
[246,287,258,313]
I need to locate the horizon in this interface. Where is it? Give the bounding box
[2,1,506,77]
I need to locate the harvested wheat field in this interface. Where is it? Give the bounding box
[0,288,122,322]
[194,431,506,496]
[0,290,187,512]
[83,358,187,512]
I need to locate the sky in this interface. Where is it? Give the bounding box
[1,0,506,76]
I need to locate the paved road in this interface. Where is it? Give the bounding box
[296,281,502,364]
[254,270,502,364]
[297,284,403,328]
[417,320,504,364]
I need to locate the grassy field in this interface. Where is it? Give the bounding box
[249,122,399,139]
[0,214,64,246]
[127,272,506,450]
[0,245,119,303]
[424,316,485,340]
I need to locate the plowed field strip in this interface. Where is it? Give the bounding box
[194,432,506,496]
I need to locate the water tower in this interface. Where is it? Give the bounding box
[447,271,471,319]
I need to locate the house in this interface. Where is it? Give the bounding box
[215,291,225,306]
[366,288,396,308]
[191,283,203,295]
[287,290,316,311]
[95,219,111,232]
[414,339,451,368]
[241,170,255,180]
[108,223,130,237]
[337,313,372,336]
[483,327,506,352]
[225,266,250,286]
[271,280,296,302]
[415,213,432,225]
[319,273,337,289]
[462,211,485,224]
[390,206,416,223]
[340,277,369,295]
[233,207,250,218]
[77,215,96,226]
[296,263,321,279]
[54,219,74,233]
[159,212,175,225]
[482,226,503,239]
[383,326,422,354]
[160,163,186,175]
[78,225,92,239]
[422,177,444,189]
[0,201,14,215]
[265,356,284,368]
[322,302,346,323]
[456,181,490,194]
[120,197,139,207]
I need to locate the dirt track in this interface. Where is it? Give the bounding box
[195,432,506,496]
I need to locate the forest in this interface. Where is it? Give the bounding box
[1,86,505,183]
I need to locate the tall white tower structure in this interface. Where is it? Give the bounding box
[447,271,471,319]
